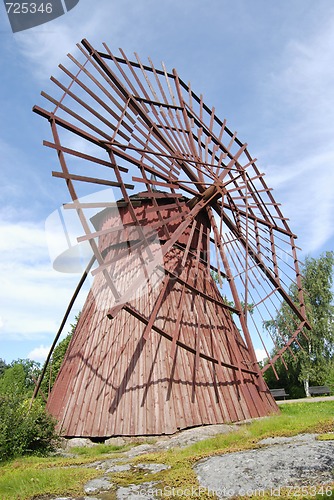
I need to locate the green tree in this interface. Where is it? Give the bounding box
[12,359,41,390]
[210,270,254,313]
[325,360,334,392]
[0,363,26,396]
[0,359,41,397]
[41,334,72,395]
[41,314,79,395]
[264,251,334,397]
[0,359,8,377]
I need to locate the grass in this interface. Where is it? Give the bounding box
[0,465,100,500]
[316,432,334,441]
[69,441,133,456]
[0,400,333,499]
[0,447,126,500]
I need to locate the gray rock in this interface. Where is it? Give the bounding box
[106,463,132,473]
[134,463,170,473]
[65,437,96,449]
[87,458,122,469]
[56,437,70,450]
[126,443,156,457]
[123,423,237,455]
[117,481,159,499]
[84,476,113,494]
[258,433,317,446]
[105,436,127,447]
[195,434,334,498]
[159,424,234,449]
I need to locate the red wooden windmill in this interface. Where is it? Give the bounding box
[33,40,310,437]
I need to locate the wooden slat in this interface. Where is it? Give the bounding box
[52,171,134,189]
[44,141,128,172]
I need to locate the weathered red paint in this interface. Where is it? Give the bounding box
[47,196,277,437]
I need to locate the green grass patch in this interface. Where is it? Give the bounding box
[0,445,128,499]
[0,465,100,499]
[70,442,131,456]
[316,432,334,441]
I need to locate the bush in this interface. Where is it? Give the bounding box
[288,385,305,399]
[0,393,58,462]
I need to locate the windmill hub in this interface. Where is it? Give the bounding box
[188,182,221,210]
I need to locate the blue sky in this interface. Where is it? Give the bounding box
[1,0,334,364]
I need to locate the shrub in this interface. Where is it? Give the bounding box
[0,393,58,462]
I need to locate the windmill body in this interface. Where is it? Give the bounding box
[34,40,309,437]
[47,194,277,437]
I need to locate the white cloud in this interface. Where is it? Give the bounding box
[0,219,47,262]
[15,16,95,81]
[259,12,334,254]
[0,217,87,342]
[278,32,334,129]
[0,137,61,220]
[27,345,50,362]
[268,150,334,253]
[255,349,267,362]
[13,0,132,83]
[13,0,196,86]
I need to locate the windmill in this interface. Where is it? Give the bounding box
[33,40,310,437]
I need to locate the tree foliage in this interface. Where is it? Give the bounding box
[0,359,41,397]
[40,314,79,396]
[0,363,27,396]
[0,359,8,377]
[264,251,334,397]
[40,333,72,395]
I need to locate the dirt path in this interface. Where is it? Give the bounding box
[276,395,334,405]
